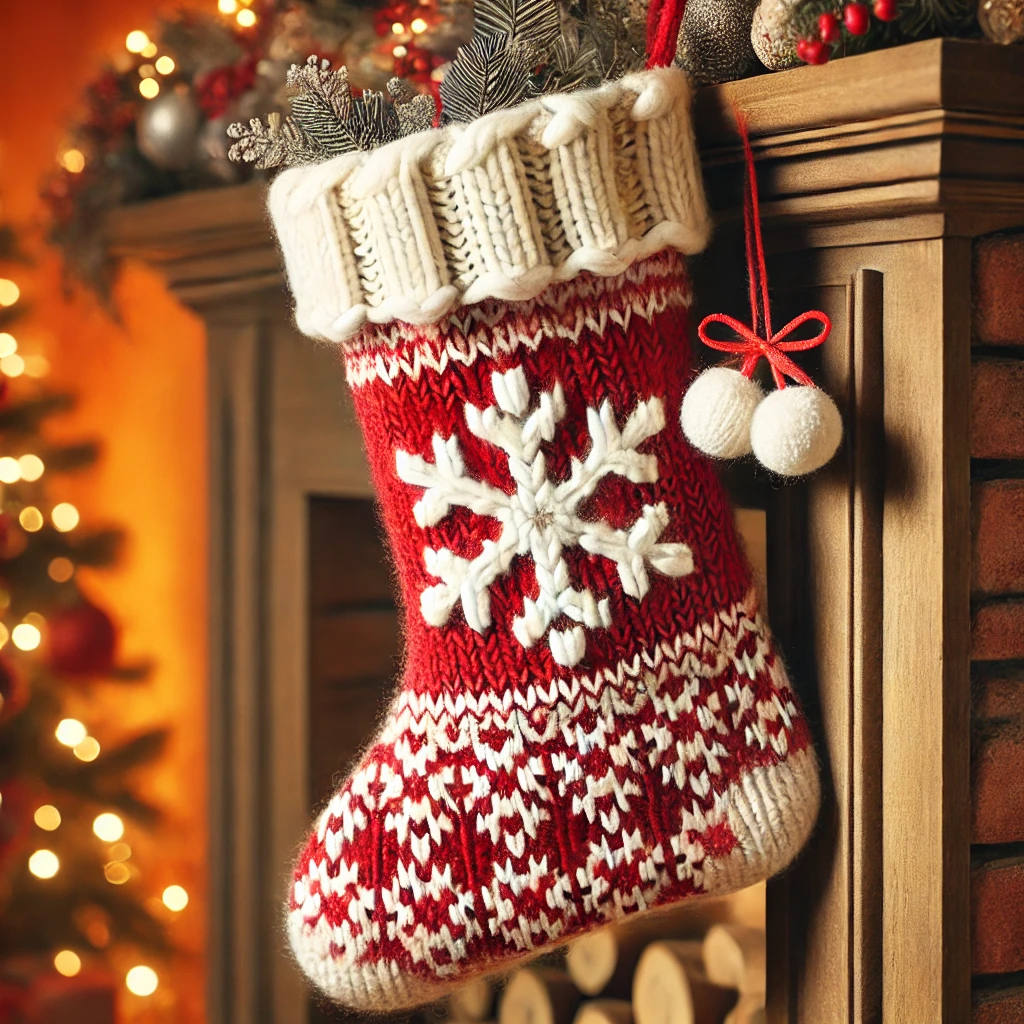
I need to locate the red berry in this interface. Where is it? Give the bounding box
[804,39,832,64]
[844,2,871,33]
[818,11,841,41]
[873,0,898,19]
[796,38,811,60]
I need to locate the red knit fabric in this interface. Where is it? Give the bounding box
[288,251,818,1010]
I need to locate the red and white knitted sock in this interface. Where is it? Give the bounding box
[269,68,819,1011]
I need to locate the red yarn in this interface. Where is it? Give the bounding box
[697,111,831,390]
[289,253,816,999]
[646,0,688,68]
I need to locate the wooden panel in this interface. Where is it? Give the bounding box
[310,608,400,682]
[308,498,400,804]
[310,498,395,608]
[879,238,972,1024]
[205,315,269,1024]
[696,40,1024,145]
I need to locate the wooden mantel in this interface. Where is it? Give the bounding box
[107,38,1024,1024]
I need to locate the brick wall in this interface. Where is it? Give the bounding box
[971,231,1024,1020]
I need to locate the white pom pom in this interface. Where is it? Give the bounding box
[680,367,764,460]
[750,385,843,476]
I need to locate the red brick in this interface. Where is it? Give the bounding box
[972,857,1024,974]
[974,674,1024,719]
[974,986,1024,1024]
[972,360,1024,460]
[972,677,1024,843]
[973,601,1024,661]
[975,234,1024,345]
[973,481,1024,595]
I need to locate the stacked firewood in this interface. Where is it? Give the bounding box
[443,889,767,1024]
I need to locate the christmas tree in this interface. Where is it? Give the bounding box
[0,221,176,1018]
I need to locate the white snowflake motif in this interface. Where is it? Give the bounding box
[395,367,694,668]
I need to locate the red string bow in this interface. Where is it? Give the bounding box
[697,111,831,391]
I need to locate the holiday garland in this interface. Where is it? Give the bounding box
[42,0,471,299]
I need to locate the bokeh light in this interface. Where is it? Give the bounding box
[125,966,158,997]
[28,849,59,879]
[74,737,101,762]
[93,812,125,842]
[34,805,61,831]
[18,455,44,481]
[12,623,41,651]
[56,718,88,747]
[54,950,81,977]
[125,30,150,53]
[162,884,189,911]
[19,507,44,532]
[52,503,80,532]
[60,149,85,174]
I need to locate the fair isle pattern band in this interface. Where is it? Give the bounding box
[268,68,711,343]
[343,250,693,388]
[289,594,819,1009]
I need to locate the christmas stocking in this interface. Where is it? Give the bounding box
[268,67,819,1010]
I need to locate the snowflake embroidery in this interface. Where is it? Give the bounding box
[395,367,694,667]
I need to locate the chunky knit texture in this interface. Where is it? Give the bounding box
[268,69,819,1012]
[268,67,711,343]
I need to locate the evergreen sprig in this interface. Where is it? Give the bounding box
[228,0,646,165]
[228,57,437,170]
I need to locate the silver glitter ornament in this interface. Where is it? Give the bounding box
[137,85,202,171]
[676,0,761,83]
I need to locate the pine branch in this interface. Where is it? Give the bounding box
[534,31,602,93]
[580,0,647,80]
[0,394,75,433]
[439,34,534,124]
[228,59,438,168]
[474,0,561,48]
[42,441,101,473]
[227,114,324,170]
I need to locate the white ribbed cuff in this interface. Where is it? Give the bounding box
[268,67,712,343]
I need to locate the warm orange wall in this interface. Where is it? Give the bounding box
[0,3,210,1022]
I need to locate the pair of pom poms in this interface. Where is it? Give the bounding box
[680,111,843,478]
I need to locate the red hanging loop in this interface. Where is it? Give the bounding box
[646,0,687,69]
[697,110,832,390]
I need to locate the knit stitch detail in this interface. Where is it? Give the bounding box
[268,67,710,342]
[343,249,693,388]
[288,593,818,1010]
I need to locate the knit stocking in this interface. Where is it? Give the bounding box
[269,68,819,1011]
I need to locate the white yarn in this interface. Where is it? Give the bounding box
[749,386,843,476]
[680,367,763,460]
[395,367,693,668]
[267,67,711,343]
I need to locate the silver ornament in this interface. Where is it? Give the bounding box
[137,85,202,171]
[978,0,1024,42]
[676,0,761,84]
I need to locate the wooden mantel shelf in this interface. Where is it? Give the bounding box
[107,36,1024,1024]
[107,37,1024,302]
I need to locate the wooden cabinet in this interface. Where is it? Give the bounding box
[108,37,1024,1024]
